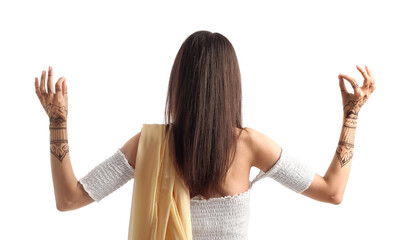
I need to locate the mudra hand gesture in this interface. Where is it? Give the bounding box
[336,65,376,167]
[35,66,68,127]
[338,65,376,120]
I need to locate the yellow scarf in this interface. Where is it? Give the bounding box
[128,124,192,240]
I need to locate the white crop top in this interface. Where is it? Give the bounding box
[79,149,315,240]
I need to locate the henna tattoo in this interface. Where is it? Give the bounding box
[47,103,69,162]
[338,93,366,167]
[45,104,68,128]
[343,95,368,119]
[336,118,357,168]
[50,140,69,162]
[343,118,357,128]
[336,141,354,167]
[351,80,360,89]
[50,128,69,162]
[339,123,356,144]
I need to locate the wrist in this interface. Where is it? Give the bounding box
[49,120,67,127]
[343,117,358,128]
[49,127,68,141]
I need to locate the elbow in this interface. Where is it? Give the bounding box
[325,182,344,205]
[56,198,75,212]
[56,202,68,212]
[328,193,343,205]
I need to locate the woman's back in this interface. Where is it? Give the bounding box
[189,127,283,239]
[190,126,282,199]
[191,127,254,200]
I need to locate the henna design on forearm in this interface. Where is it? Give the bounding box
[336,118,357,167]
[50,139,69,162]
[47,104,69,162]
[337,92,368,167]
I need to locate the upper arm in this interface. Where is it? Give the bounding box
[64,132,141,211]
[248,127,337,204]
[301,174,339,204]
[119,131,141,170]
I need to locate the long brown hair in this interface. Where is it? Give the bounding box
[164,30,247,198]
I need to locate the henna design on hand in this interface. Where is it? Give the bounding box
[45,104,68,128]
[343,95,368,119]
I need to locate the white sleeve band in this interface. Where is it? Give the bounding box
[78,149,135,202]
[252,149,315,194]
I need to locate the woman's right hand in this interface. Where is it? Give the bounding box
[35,66,68,127]
[338,65,376,119]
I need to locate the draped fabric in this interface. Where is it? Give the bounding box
[128,124,192,240]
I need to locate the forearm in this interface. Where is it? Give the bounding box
[323,116,357,202]
[49,119,78,209]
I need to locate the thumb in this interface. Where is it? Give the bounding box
[338,75,348,98]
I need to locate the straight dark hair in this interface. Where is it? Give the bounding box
[164,30,247,199]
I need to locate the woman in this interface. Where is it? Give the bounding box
[34,31,376,239]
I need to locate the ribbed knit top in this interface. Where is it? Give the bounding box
[189,167,270,240]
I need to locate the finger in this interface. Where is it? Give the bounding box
[62,77,67,95]
[365,65,373,79]
[338,74,347,91]
[63,78,68,111]
[338,75,348,97]
[356,65,370,87]
[35,77,42,99]
[35,77,40,94]
[47,66,54,94]
[339,74,359,93]
[35,77,47,107]
[369,81,376,94]
[366,66,376,88]
[55,77,64,97]
[40,70,46,94]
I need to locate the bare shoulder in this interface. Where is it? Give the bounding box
[244,127,282,173]
[119,131,142,169]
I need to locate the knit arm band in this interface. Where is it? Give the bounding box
[78,149,135,202]
[251,148,315,194]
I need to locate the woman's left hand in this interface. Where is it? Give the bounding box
[338,65,376,120]
[35,66,68,127]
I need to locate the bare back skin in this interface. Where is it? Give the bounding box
[197,127,281,200]
[198,128,254,199]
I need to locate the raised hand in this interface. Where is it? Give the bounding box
[338,65,376,120]
[35,66,68,127]
[335,65,376,167]
[35,66,69,162]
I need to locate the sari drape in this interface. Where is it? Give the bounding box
[128,124,192,240]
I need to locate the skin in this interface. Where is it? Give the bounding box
[35,65,375,211]
[301,65,375,203]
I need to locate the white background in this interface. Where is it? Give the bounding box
[1,0,408,239]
